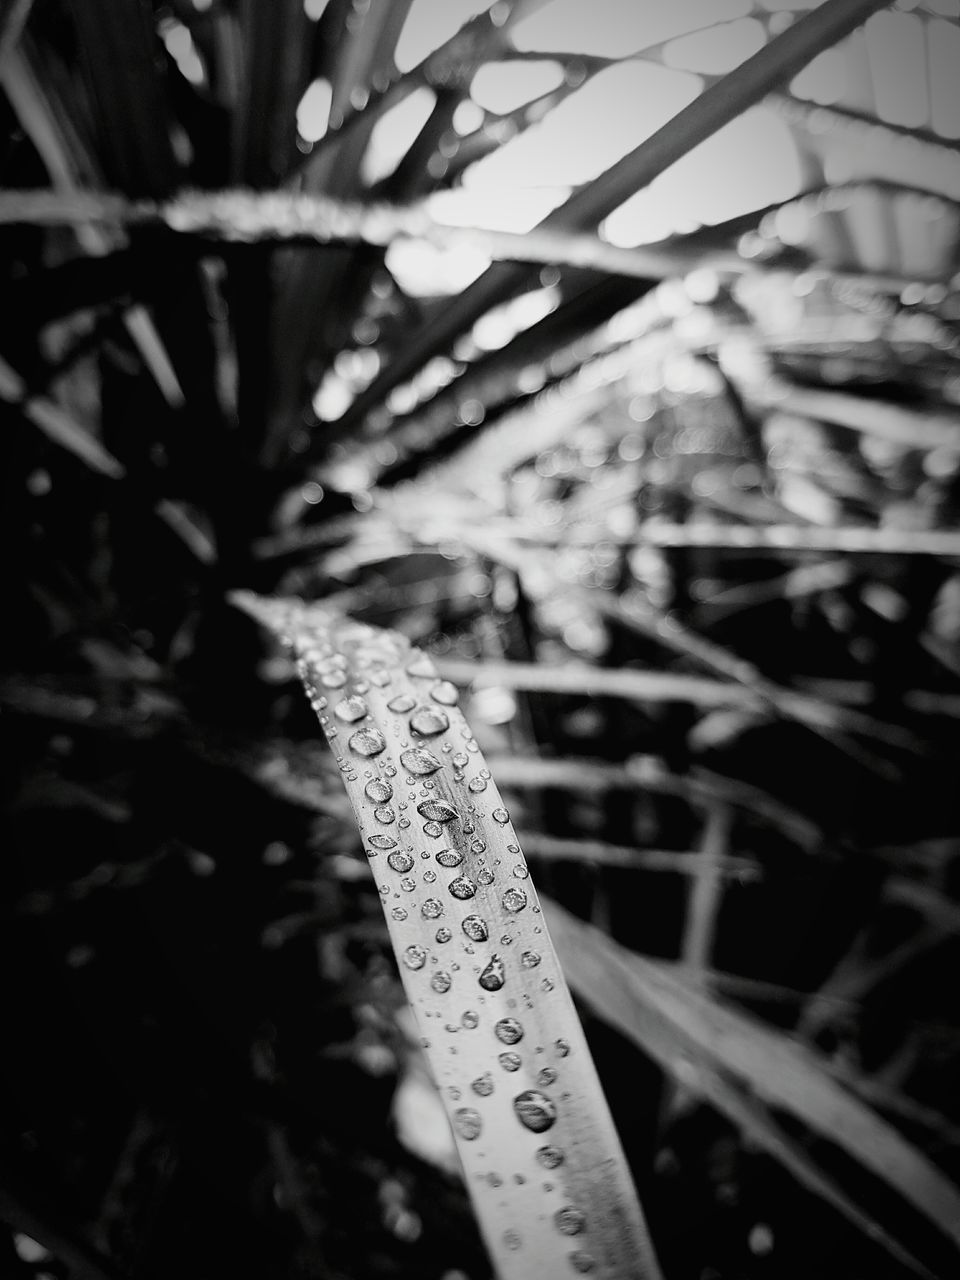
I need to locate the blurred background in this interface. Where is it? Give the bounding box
[2,1,960,1277]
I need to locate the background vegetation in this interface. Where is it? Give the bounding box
[2,1,960,1277]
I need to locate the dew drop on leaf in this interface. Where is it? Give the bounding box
[391,907,408,921]
[403,945,427,970]
[374,807,396,824]
[400,747,443,776]
[477,868,495,887]
[423,821,442,837]
[472,1072,494,1096]
[461,1010,479,1029]
[502,887,528,913]
[400,876,416,892]
[349,727,386,757]
[417,799,459,823]
[536,1145,565,1170]
[334,695,368,722]
[430,681,459,706]
[436,848,463,869]
[512,864,529,879]
[436,926,452,943]
[492,807,510,824]
[368,834,398,851]
[449,876,477,900]
[494,1018,523,1045]
[387,693,416,713]
[554,1207,586,1236]
[569,1251,596,1273]
[462,915,488,941]
[498,1052,522,1072]
[555,1039,570,1057]
[513,1090,557,1133]
[478,955,505,991]
[431,971,452,993]
[365,779,393,803]
[452,752,469,768]
[421,898,443,919]
[410,705,451,737]
[453,1107,482,1141]
[538,1067,558,1087]
[467,777,487,793]
[503,1228,522,1251]
[520,950,541,969]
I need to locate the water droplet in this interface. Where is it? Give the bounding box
[387,693,416,713]
[421,898,443,919]
[334,696,368,723]
[538,1067,558,1087]
[437,849,464,868]
[541,978,555,992]
[403,945,427,970]
[467,777,487,793]
[453,1107,482,1141]
[448,1085,461,1100]
[461,1010,479,1029]
[423,868,437,883]
[436,926,452,943]
[512,864,529,879]
[495,1018,523,1045]
[374,806,396,824]
[365,779,393,803]
[400,747,442,776]
[502,1228,522,1251]
[492,807,510,824]
[386,851,415,874]
[406,651,438,678]
[400,876,416,892]
[472,1072,494,1097]
[384,764,397,777]
[507,843,520,854]
[410,705,450,737]
[462,915,488,942]
[536,1145,565,1170]
[423,821,442,838]
[479,955,505,991]
[521,951,542,969]
[499,1052,522,1072]
[320,669,347,688]
[462,820,475,835]
[431,971,452,993]
[349,727,386,757]
[555,1039,570,1057]
[391,907,408,921]
[569,1251,596,1273]
[368,834,398,851]
[471,838,486,854]
[554,1207,586,1236]
[417,799,459,823]
[513,1090,557,1133]
[452,752,469,768]
[398,817,410,829]
[477,868,495,887]
[502,887,528,913]
[449,876,477,900]
[430,681,459,706]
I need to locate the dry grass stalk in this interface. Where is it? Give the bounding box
[233,590,661,1280]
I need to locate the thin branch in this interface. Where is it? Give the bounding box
[0,187,740,282]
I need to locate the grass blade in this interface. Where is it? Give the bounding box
[233,590,662,1280]
[545,898,960,1260]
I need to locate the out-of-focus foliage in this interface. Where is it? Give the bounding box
[2,1,960,1278]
